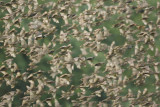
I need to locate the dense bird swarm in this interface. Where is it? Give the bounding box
[0,0,160,106]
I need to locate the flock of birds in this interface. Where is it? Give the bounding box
[0,0,160,106]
